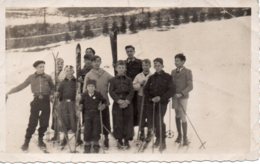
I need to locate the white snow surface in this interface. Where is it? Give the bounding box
[5,17,251,154]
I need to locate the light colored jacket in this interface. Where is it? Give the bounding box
[133,72,152,96]
[83,68,113,105]
[171,67,193,98]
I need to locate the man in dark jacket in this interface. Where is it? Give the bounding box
[6,60,54,151]
[144,58,174,151]
[125,45,143,127]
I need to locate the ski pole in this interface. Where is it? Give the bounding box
[158,103,163,153]
[73,108,81,153]
[102,124,123,148]
[152,102,155,153]
[179,101,206,149]
[99,109,105,153]
[136,95,145,145]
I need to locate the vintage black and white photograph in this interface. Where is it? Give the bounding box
[1,0,259,162]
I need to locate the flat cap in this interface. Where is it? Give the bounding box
[33,60,45,68]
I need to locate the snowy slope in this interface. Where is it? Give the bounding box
[5,16,251,154]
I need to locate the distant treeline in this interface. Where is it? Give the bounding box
[6,8,251,50]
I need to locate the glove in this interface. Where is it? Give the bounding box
[119,101,128,109]
[152,96,160,103]
[117,99,124,105]
[98,103,106,111]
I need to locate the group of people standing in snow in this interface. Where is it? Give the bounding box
[6,45,193,153]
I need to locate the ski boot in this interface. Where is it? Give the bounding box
[124,140,130,150]
[93,144,100,153]
[104,135,109,149]
[159,140,166,152]
[38,138,47,148]
[84,144,91,153]
[50,132,59,142]
[21,138,30,152]
[175,134,182,143]
[145,130,152,142]
[60,138,67,147]
[140,130,145,141]
[117,139,124,150]
[183,136,190,146]
[76,137,83,147]
[182,122,189,146]
[153,138,160,148]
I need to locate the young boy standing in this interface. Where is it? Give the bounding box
[6,60,54,151]
[171,53,193,146]
[144,58,174,151]
[57,65,77,147]
[109,60,135,149]
[80,79,106,153]
[133,59,152,141]
[83,56,113,149]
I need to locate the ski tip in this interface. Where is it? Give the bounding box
[76,44,81,52]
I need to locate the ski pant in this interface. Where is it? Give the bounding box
[112,102,134,141]
[102,106,111,136]
[83,110,101,142]
[60,100,77,133]
[173,98,188,123]
[146,102,167,140]
[137,95,148,131]
[25,95,50,140]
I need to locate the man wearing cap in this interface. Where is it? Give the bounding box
[6,60,54,151]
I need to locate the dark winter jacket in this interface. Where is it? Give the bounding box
[125,57,143,81]
[144,70,174,104]
[79,64,92,81]
[58,77,76,101]
[109,74,134,102]
[80,91,106,112]
[8,72,54,96]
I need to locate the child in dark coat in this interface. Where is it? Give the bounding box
[80,79,106,153]
[57,65,77,147]
[144,58,174,152]
[109,60,135,149]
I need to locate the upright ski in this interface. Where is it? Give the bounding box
[74,43,82,153]
[109,29,118,75]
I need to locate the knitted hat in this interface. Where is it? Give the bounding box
[33,60,45,68]
[86,79,96,87]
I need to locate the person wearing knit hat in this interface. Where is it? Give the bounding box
[33,60,45,68]
[80,79,106,153]
[85,47,95,57]
[6,60,54,152]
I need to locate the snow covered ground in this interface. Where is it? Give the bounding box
[5,16,251,154]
